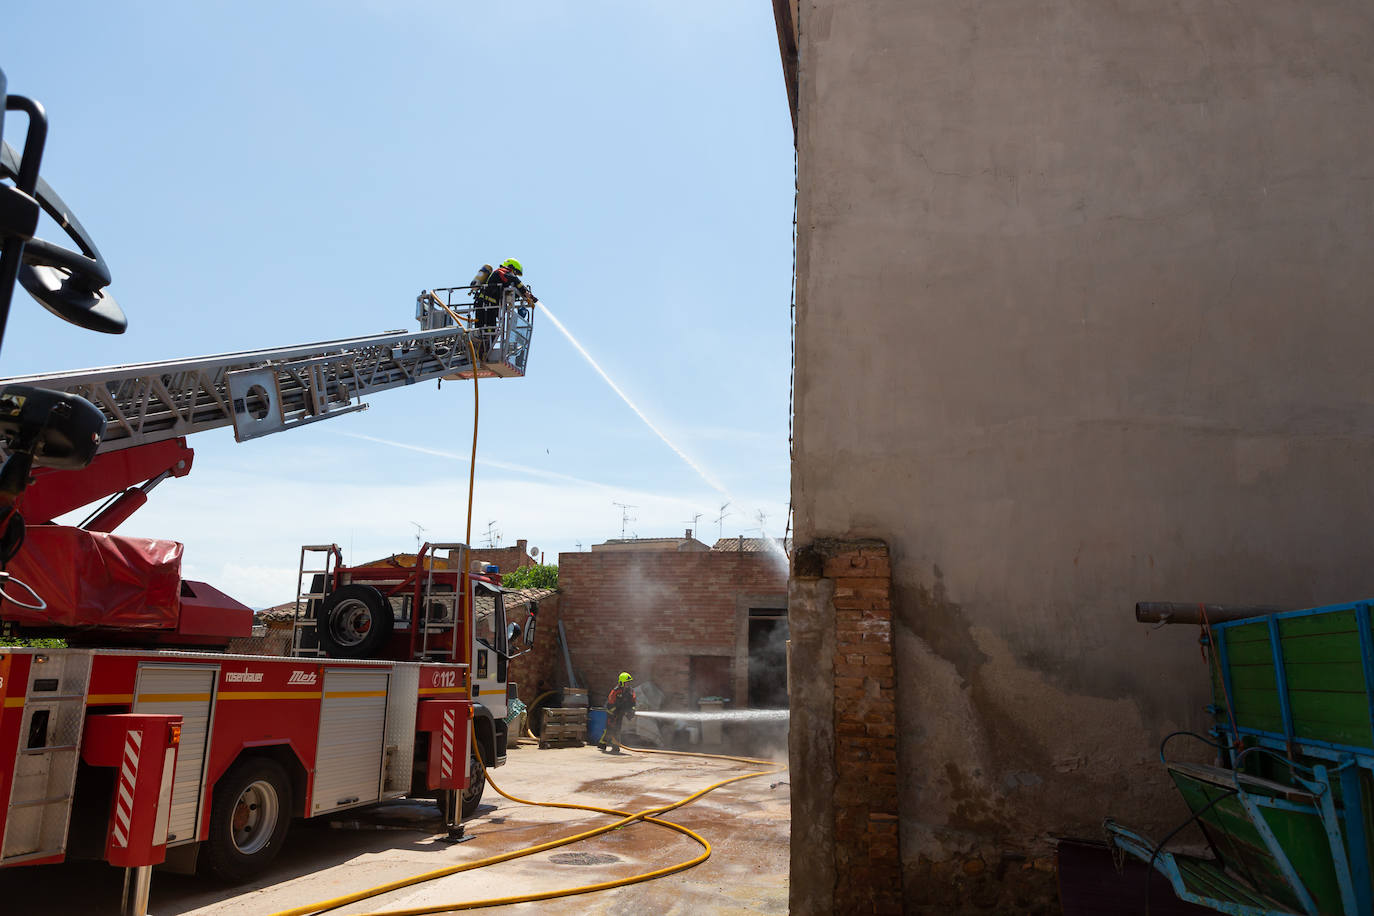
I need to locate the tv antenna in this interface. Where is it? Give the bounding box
[482,520,501,549]
[684,512,702,539]
[408,520,426,552]
[612,501,637,539]
[755,509,768,536]
[715,502,731,539]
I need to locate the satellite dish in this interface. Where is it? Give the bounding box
[528,545,540,558]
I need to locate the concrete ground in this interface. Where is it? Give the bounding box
[4,741,789,915]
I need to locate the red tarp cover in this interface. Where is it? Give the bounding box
[3,525,182,629]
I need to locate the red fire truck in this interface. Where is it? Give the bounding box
[292,538,532,820]
[0,290,535,914]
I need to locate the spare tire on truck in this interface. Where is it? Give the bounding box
[317,584,393,658]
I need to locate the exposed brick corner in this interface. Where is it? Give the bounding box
[824,538,903,913]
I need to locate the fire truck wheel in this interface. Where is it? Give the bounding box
[317,584,394,659]
[205,757,293,882]
[461,751,486,819]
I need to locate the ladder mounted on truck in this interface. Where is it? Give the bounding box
[293,544,343,657]
[291,542,478,664]
[0,288,535,454]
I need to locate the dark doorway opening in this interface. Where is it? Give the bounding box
[688,655,732,707]
[748,609,789,708]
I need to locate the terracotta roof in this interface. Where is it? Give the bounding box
[504,587,557,604]
[711,537,792,554]
[474,585,556,622]
[256,602,297,623]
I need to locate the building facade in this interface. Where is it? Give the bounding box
[556,539,789,713]
[775,1,1374,911]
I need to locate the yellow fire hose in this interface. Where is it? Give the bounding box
[269,722,784,915]
[423,293,481,547]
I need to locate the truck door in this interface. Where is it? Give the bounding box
[471,583,507,718]
[311,668,389,815]
[133,664,217,846]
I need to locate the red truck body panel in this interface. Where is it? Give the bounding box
[0,648,471,869]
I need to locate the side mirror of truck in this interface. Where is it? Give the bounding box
[522,610,537,647]
[507,622,522,647]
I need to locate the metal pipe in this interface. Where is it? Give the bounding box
[1135,602,1290,625]
[121,865,152,916]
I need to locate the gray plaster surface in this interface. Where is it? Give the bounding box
[3,743,789,915]
[789,0,1374,891]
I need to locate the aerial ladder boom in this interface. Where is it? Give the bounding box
[4,287,534,525]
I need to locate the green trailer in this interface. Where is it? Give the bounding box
[1107,601,1374,915]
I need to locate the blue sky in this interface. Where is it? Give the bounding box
[1,2,794,606]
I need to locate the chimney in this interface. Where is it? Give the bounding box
[517,539,527,552]
[685,529,692,538]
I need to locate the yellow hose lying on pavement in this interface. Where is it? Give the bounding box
[269,728,784,916]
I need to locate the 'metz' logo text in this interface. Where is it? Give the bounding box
[224,671,264,684]
[287,670,319,686]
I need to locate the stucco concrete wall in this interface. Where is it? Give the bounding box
[791,0,1374,888]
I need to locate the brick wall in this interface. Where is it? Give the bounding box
[792,538,903,915]
[827,542,902,915]
[557,548,787,709]
[506,592,562,707]
[471,538,537,574]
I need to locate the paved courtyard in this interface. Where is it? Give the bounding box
[5,742,790,915]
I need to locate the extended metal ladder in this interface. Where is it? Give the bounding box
[292,544,342,657]
[0,288,534,454]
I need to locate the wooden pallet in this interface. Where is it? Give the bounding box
[539,707,587,748]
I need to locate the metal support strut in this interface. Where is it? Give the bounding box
[121,864,153,916]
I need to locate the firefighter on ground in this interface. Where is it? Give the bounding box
[470,258,536,355]
[599,672,637,753]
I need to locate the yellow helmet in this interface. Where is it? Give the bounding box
[618,672,633,684]
[500,258,523,275]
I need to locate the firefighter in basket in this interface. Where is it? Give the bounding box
[469,258,536,357]
[599,671,637,754]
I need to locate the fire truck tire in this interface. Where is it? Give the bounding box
[204,757,293,882]
[461,751,486,819]
[317,584,393,659]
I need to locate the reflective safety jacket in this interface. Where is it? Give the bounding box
[607,684,636,714]
[477,265,529,305]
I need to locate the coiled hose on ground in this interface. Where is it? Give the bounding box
[269,724,785,915]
